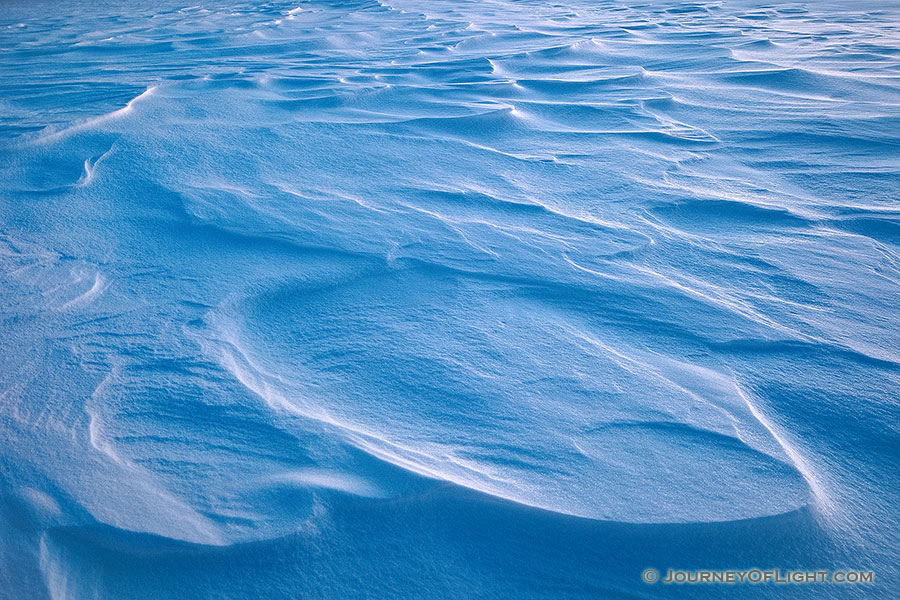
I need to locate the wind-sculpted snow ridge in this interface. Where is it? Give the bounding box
[1,0,899,598]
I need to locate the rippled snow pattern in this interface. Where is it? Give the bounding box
[1,0,899,598]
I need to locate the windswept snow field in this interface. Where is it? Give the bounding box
[1,0,899,598]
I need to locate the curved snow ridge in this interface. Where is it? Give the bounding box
[29,86,158,146]
[0,234,110,315]
[198,266,819,524]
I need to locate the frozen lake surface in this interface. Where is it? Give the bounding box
[1,0,898,598]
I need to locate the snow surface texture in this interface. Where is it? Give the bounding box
[1,0,899,598]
